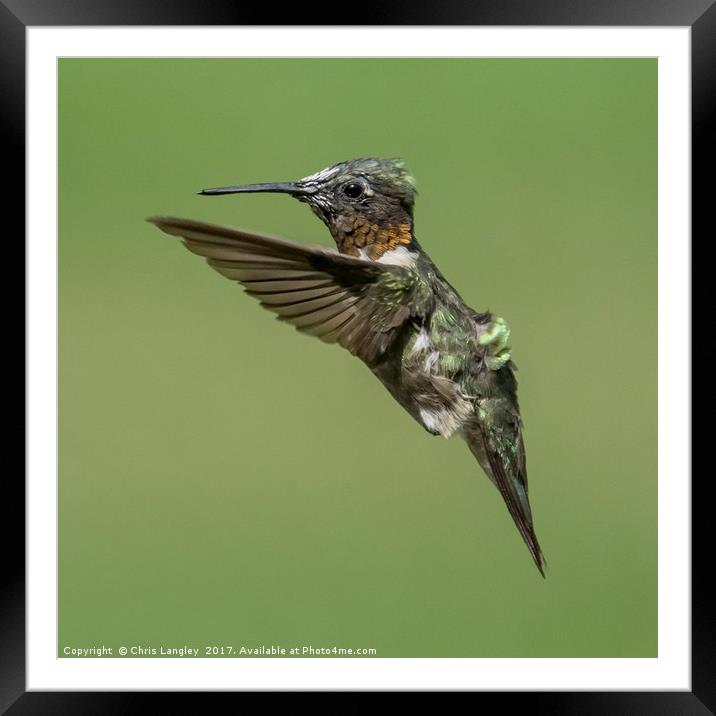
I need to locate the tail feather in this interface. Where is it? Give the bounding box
[464,421,546,577]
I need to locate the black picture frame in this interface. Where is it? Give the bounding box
[6,2,708,711]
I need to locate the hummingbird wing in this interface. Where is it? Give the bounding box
[462,371,546,576]
[149,216,432,365]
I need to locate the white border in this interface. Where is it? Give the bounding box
[27,27,690,691]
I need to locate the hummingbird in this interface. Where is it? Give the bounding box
[149,158,545,576]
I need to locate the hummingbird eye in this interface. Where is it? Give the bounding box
[342,182,365,200]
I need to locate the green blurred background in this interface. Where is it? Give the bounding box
[59,59,656,657]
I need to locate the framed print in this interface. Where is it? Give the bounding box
[8,1,710,710]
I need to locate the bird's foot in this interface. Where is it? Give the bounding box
[478,316,512,370]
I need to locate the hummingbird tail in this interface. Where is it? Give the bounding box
[464,422,546,577]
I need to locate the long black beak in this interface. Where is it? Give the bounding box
[197,181,311,197]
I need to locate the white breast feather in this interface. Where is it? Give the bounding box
[357,246,418,267]
[376,246,418,267]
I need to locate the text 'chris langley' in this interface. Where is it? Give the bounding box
[63,645,200,657]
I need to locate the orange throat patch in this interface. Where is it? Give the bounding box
[334,217,414,259]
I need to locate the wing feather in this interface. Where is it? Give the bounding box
[252,286,343,305]
[149,216,432,365]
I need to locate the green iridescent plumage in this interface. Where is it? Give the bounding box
[150,157,545,576]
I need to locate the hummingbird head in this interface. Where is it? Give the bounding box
[199,158,418,261]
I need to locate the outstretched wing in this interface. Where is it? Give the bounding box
[149,217,432,365]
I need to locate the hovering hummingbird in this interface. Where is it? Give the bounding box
[149,158,545,575]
